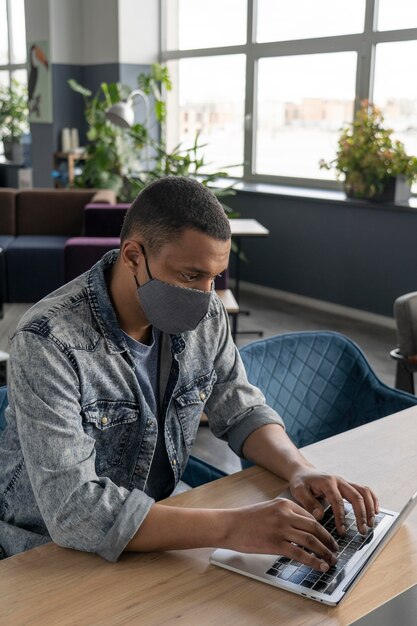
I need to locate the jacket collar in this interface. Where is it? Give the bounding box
[87,249,128,354]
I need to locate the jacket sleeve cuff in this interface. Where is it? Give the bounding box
[227,406,285,458]
[96,488,154,563]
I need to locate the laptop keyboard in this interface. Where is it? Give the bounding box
[266,503,386,596]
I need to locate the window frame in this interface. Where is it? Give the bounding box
[160,0,417,190]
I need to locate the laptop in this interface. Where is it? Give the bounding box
[210,490,417,606]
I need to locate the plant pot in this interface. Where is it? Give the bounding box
[2,138,24,163]
[345,176,411,204]
[370,176,411,204]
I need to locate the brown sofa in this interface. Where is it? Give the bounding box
[0,188,116,302]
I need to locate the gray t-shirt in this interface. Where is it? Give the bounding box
[123,328,174,500]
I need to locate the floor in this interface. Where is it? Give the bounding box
[0,292,399,475]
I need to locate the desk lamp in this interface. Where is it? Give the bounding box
[105,88,150,169]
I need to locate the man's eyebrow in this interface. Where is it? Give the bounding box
[180,266,228,276]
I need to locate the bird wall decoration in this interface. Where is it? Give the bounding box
[28,44,49,118]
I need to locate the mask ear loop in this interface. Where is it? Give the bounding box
[134,244,153,288]
[140,244,153,280]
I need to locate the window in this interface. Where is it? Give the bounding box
[377,0,417,31]
[373,41,417,158]
[0,0,27,155]
[256,0,365,42]
[255,52,356,180]
[165,0,247,50]
[166,55,245,176]
[162,1,417,189]
[0,0,27,88]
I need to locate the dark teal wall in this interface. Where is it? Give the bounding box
[227,190,417,317]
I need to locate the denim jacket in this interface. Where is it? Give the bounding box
[0,250,283,562]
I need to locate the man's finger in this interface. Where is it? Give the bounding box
[290,483,326,521]
[322,489,347,535]
[292,513,339,553]
[337,483,368,534]
[341,482,376,530]
[279,542,336,573]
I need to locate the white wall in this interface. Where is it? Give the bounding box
[25,0,159,65]
[25,0,50,43]
[49,0,84,64]
[118,0,159,64]
[82,0,119,64]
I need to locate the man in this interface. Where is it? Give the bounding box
[0,177,378,568]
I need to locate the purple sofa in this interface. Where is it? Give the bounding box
[64,204,129,282]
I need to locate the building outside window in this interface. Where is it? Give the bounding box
[162,0,417,190]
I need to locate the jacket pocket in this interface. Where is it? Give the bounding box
[174,370,217,449]
[82,400,140,473]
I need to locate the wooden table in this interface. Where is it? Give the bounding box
[1,406,416,625]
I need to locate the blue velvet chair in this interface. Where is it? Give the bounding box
[0,386,223,487]
[239,331,417,458]
[182,455,226,488]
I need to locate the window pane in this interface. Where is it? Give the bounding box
[373,41,417,165]
[9,0,26,63]
[257,0,365,42]
[0,0,9,64]
[11,69,27,88]
[166,55,245,177]
[0,71,10,89]
[165,0,247,50]
[377,0,417,31]
[255,52,356,179]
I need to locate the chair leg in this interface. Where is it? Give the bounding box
[395,362,415,394]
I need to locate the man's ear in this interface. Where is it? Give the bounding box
[121,240,144,273]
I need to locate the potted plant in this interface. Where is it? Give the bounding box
[0,79,29,162]
[320,100,417,202]
[67,78,147,198]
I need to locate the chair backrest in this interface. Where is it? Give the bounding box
[0,385,8,433]
[239,331,417,448]
[394,291,417,357]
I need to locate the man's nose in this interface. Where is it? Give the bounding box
[195,277,214,292]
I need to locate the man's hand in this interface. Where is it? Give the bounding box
[242,424,380,536]
[223,498,339,572]
[288,469,379,535]
[126,497,338,571]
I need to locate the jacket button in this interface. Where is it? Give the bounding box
[199,391,206,401]
[147,419,153,427]
[172,459,177,466]
[101,416,108,425]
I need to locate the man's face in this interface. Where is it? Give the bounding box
[138,229,231,292]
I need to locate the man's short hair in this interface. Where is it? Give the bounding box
[120,177,231,253]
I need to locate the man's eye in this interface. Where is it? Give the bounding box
[181,272,198,281]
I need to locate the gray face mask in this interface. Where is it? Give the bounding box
[135,247,213,335]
